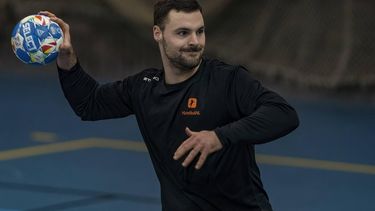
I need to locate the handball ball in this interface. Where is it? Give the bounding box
[11,15,63,65]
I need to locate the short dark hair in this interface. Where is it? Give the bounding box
[154,0,203,30]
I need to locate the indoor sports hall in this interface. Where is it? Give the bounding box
[1,1,374,210]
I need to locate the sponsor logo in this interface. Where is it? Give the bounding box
[143,76,160,83]
[182,97,200,116]
[188,98,197,109]
[143,77,152,82]
[22,22,37,51]
[182,111,200,116]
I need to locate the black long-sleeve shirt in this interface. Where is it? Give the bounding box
[58,58,299,211]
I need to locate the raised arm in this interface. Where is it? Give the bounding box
[39,11,77,70]
[40,11,134,120]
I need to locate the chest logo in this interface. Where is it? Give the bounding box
[188,98,198,109]
[183,98,200,116]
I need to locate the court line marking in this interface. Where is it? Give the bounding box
[0,138,146,161]
[30,131,59,143]
[1,138,374,175]
[256,154,375,175]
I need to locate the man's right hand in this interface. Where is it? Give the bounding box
[39,11,77,70]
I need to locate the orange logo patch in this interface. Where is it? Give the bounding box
[188,98,198,109]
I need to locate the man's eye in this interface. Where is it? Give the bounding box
[177,31,188,36]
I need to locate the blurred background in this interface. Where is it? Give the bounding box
[1,0,375,99]
[0,0,374,211]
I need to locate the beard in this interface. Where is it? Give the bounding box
[162,39,204,71]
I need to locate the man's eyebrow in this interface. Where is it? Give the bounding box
[174,26,205,31]
[174,27,192,31]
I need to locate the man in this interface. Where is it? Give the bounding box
[40,0,299,210]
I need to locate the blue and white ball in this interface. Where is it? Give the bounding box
[11,15,63,65]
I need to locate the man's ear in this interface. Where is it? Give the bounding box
[153,25,162,42]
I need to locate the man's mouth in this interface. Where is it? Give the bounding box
[181,46,203,53]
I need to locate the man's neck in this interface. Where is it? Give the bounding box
[163,61,201,85]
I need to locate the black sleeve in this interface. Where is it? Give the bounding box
[58,62,134,121]
[214,66,299,146]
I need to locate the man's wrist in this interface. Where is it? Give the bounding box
[57,58,79,72]
[57,55,78,71]
[213,128,229,148]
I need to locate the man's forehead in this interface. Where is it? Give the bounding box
[165,10,204,29]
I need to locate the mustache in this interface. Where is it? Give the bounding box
[181,45,203,52]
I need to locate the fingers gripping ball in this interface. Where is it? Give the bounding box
[11,15,63,65]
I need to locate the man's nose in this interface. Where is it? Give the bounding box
[189,34,199,45]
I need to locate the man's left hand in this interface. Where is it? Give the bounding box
[174,127,223,170]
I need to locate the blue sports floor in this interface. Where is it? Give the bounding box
[0,69,374,210]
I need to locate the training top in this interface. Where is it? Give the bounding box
[58,58,299,211]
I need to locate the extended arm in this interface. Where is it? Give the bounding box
[58,64,134,120]
[40,11,134,120]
